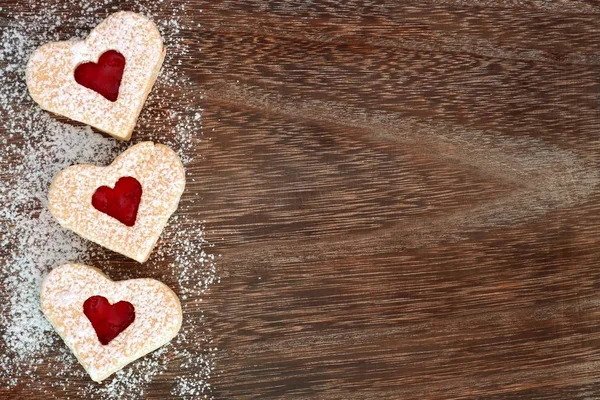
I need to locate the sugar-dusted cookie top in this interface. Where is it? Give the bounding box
[41,263,182,382]
[48,142,185,263]
[26,11,165,140]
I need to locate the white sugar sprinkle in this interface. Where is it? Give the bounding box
[1,1,216,399]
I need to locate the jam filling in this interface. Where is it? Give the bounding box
[83,295,135,345]
[74,50,125,102]
[91,176,142,227]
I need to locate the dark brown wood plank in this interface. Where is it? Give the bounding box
[2,0,600,399]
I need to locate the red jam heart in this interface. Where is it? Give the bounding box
[91,176,142,227]
[74,50,126,102]
[83,295,135,345]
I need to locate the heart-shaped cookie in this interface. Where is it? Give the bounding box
[41,263,182,382]
[48,142,185,263]
[26,11,165,141]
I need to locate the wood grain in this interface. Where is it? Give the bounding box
[2,0,600,398]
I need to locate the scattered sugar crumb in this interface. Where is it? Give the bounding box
[0,1,216,398]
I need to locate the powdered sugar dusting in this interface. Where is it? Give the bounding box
[1,1,216,399]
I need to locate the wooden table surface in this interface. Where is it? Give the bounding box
[3,1,600,399]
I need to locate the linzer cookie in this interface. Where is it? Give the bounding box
[48,142,185,263]
[26,11,165,140]
[41,263,182,382]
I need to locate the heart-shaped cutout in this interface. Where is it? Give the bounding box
[26,12,165,141]
[74,50,126,102]
[48,142,185,263]
[41,264,182,382]
[91,176,143,227]
[83,296,136,345]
